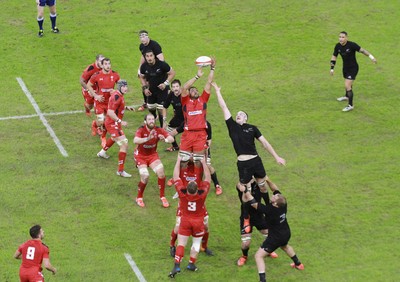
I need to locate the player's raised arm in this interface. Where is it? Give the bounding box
[182,67,204,97]
[173,155,182,181]
[204,56,216,94]
[211,82,232,121]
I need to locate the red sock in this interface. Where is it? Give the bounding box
[103,138,115,150]
[170,229,177,246]
[118,151,126,171]
[189,257,197,264]
[137,181,147,198]
[101,128,107,138]
[158,177,166,197]
[84,103,91,112]
[175,245,184,263]
[201,231,209,249]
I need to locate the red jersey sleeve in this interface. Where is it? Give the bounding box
[174,178,185,194]
[200,90,210,103]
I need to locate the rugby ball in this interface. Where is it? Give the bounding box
[195,56,212,67]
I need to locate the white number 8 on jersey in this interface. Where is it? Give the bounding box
[188,201,197,211]
[26,246,36,260]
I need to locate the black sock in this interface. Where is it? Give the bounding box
[149,108,157,120]
[291,254,301,265]
[260,191,269,204]
[211,172,220,187]
[346,90,354,106]
[242,248,249,257]
[172,140,179,148]
[142,92,147,105]
[37,18,44,30]
[259,272,266,282]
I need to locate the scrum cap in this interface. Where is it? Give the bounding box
[117,80,128,92]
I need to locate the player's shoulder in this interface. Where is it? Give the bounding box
[41,242,50,249]
[86,64,95,72]
[92,70,100,76]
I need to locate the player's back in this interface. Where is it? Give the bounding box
[19,239,48,271]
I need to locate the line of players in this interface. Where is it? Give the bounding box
[79,30,303,281]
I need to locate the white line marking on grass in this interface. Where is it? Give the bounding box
[16,77,69,157]
[0,110,85,121]
[124,253,147,282]
[0,114,39,121]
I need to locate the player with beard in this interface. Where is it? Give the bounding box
[87,58,120,147]
[242,188,304,282]
[139,50,175,128]
[236,178,278,267]
[178,57,216,182]
[162,79,184,152]
[133,113,174,208]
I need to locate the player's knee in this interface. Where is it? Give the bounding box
[139,167,149,178]
[152,163,164,175]
[147,103,157,110]
[96,114,105,122]
[116,138,128,147]
[191,237,202,253]
[179,151,191,162]
[193,153,204,162]
[203,215,209,226]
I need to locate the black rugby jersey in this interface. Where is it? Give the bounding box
[225,117,262,156]
[333,41,361,68]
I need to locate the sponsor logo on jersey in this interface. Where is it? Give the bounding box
[143,144,156,148]
[188,110,202,116]
[185,176,197,182]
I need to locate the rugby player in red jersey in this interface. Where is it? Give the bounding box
[97,80,134,177]
[133,113,174,208]
[80,54,104,136]
[178,57,216,181]
[14,225,56,282]
[87,58,120,146]
[168,156,211,278]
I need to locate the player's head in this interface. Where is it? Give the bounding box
[235,111,248,125]
[138,30,150,44]
[117,79,128,94]
[144,113,156,129]
[101,58,111,72]
[271,194,287,208]
[144,50,156,65]
[339,31,348,45]
[171,79,182,95]
[29,225,43,239]
[188,87,199,99]
[187,181,198,195]
[95,54,105,68]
